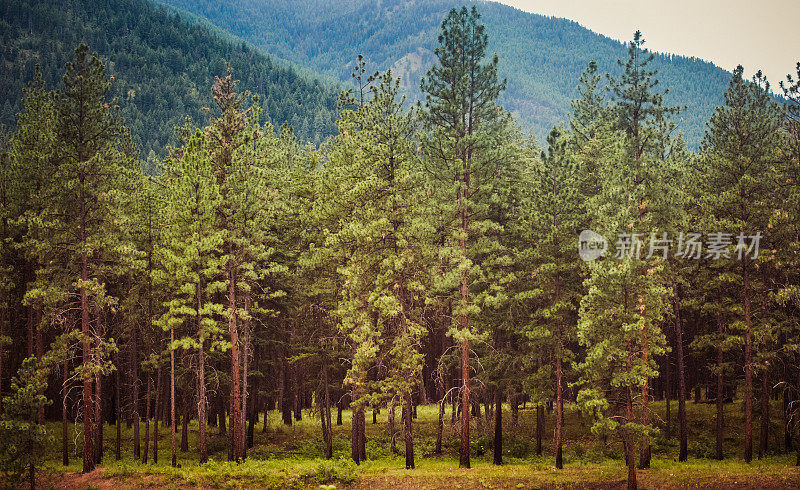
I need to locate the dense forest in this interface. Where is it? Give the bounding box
[157,0,734,148]
[1,4,799,490]
[0,0,340,158]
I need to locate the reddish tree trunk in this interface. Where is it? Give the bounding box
[743,260,753,463]
[716,314,725,460]
[228,267,243,461]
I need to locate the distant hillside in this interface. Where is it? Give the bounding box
[0,0,340,157]
[156,0,734,147]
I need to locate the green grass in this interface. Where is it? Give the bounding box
[32,399,800,488]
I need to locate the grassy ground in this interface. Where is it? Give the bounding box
[33,399,800,488]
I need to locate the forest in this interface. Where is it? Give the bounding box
[0,4,799,490]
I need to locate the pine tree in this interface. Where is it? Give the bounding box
[700,65,783,463]
[159,129,226,464]
[606,30,680,470]
[419,6,508,468]
[32,44,136,473]
[521,126,584,469]
[203,69,255,462]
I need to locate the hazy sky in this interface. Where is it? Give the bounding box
[494,0,799,88]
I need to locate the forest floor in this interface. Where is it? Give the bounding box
[35,401,800,488]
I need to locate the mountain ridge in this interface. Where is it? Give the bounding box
[156,0,734,147]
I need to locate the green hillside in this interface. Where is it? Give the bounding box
[156,0,734,147]
[0,0,340,157]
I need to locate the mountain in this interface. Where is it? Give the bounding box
[0,0,340,158]
[156,0,734,147]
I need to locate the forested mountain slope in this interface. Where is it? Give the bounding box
[0,0,340,157]
[157,0,734,147]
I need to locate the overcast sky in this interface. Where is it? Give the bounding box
[494,0,799,89]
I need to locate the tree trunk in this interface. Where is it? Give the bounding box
[674,288,687,462]
[665,349,671,440]
[322,364,333,459]
[785,387,792,452]
[759,368,769,458]
[404,392,415,469]
[555,325,564,469]
[153,364,161,464]
[536,405,544,456]
[493,389,502,465]
[625,338,638,490]
[281,357,292,426]
[228,267,243,462]
[625,385,638,489]
[115,366,121,460]
[351,386,363,464]
[143,375,151,464]
[197,279,208,463]
[459,337,470,468]
[743,259,753,463]
[131,324,140,460]
[388,402,397,455]
[80,243,94,473]
[170,326,177,467]
[62,359,69,466]
[241,290,251,458]
[639,321,651,469]
[435,396,444,455]
[180,401,189,452]
[716,314,725,460]
[95,364,103,464]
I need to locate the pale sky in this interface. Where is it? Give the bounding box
[494,0,799,89]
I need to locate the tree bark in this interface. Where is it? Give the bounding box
[639,320,651,469]
[759,367,769,458]
[673,288,687,462]
[170,326,176,467]
[536,405,544,456]
[115,366,121,460]
[459,337,470,468]
[62,359,69,466]
[404,393,415,469]
[80,224,94,473]
[131,322,140,459]
[716,314,725,460]
[228,266,243,462]
[95,356,103,464]
[322,364,333,459]
[743,259,753,463]
[388,402,397,454]
[555,325,564,469]
[143,374,151,464]
[153,363,161,464]
[435,396,444,455]
[493,389,502,465]
[197,279,208,463]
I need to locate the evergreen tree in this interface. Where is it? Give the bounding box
[700,65,783,463]
[521,126,583,469]
[160,129,226,464]
[419,6,508,468]
[605,30,680,470]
